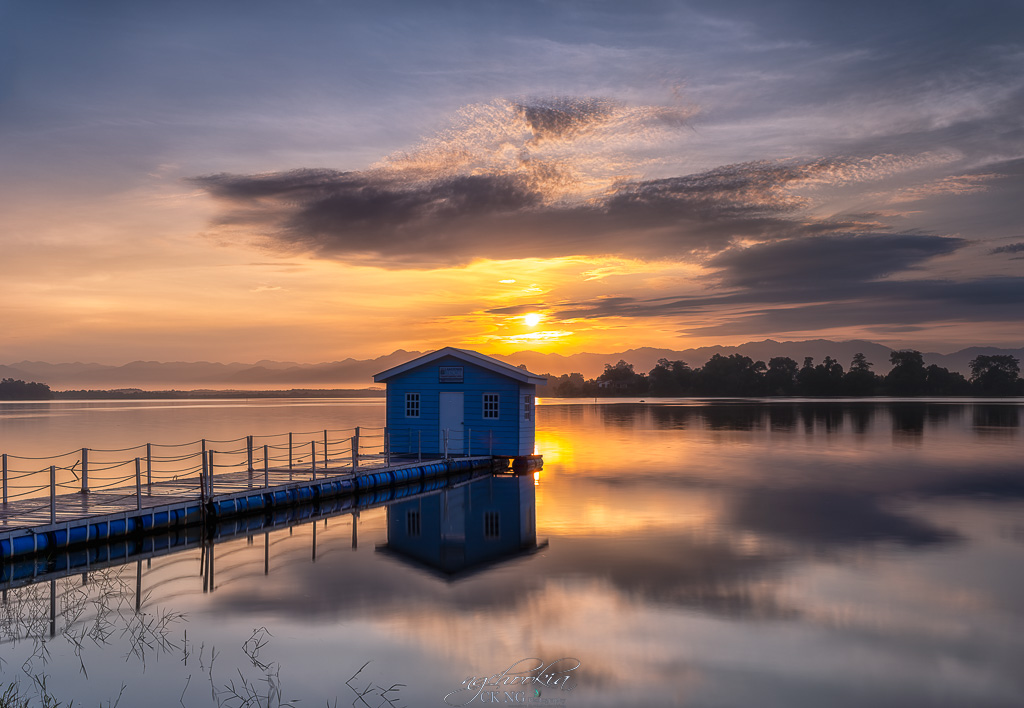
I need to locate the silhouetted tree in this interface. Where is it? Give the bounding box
[815,356,845,396]
[597,360,647,395]
[794,355,846,395]
[765,357,799,395]
[969,354,1021,395]
[924,364,971,395]
[696,354,766,396]
[843,352,878,396]
[796,356,819,395]
[885,350,927,396]
[550,372,588,397]
[648,359,694,396]
[850,352,871,372]
[0,378,53,400]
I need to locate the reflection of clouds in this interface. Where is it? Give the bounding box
[537,480,724,537]
[206,524,1024,706]
[372,578,705,701]
[527,396,1024,630]
[205,520,793,622]
[729,488,956,549]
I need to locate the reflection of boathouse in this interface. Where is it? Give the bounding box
[379,473,543,578]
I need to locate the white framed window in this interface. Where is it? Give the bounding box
[523,394,532,421]
[405,392,420,418]
[483,393,500,419]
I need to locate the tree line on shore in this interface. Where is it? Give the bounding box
[0,377,53,400]
[2,351,1022,400]
[0,379,386,400]
[538,351,1024,397]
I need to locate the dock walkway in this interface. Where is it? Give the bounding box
[0,424,518,562]
[1,453,500,561]
[0,459,385,530]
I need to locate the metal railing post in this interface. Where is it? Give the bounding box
[264,444,269,488]
[146,443,152,493]
[311,441,316,480]
[247,435,254,473]
[384,427,390,466]
[2,453,7,506]
[81,447,89,493]
[443,429,449,459]
[201,439,207,494]
[323,430,329,467]
[135,457,142,511]
[50,465,56,524]
[208,450,215,497]
[351,431,359,472]
[288,433,293,470]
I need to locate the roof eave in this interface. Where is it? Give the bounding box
[373,347,546,384]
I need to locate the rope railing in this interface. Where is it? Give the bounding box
[149,439,203,448]
[0,425,454,522]
[5,485,49,500]
[203,436,248,444]
[87,444,148,453]
[4,449,82,461]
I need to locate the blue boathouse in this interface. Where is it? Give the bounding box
[373,347,546,458]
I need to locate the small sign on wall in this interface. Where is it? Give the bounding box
[439,366,464,383]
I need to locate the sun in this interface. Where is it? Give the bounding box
[524,312,543,327]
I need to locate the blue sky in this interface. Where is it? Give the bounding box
[1,0,1022,362]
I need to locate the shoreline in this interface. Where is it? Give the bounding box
[48,388,385,400]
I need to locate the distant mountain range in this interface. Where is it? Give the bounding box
[2,339,1022,390]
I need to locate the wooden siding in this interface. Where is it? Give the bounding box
[384,355,536,457]
[518,385,536,456]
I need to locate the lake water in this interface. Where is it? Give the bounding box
[1,398,1023,707]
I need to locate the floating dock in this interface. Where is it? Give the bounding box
[0,455,504,562]
[1,464,498,587]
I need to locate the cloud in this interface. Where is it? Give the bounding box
[884,173,995,204]
[677,282,1024,337]
[558,233,967,315]
[705,233,964,288]
[190,96,951,269]
[486,303,547,315]
[552,233,1024,336]
[559,273,1024,315]
[990,241,1024,256]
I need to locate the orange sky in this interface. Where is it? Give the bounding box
[2,2,1022,364]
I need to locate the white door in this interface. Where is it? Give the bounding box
[439,392,464,455]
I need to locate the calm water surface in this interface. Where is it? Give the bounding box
[1,398,1023,707]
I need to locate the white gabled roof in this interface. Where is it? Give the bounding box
[373,347,547,385]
